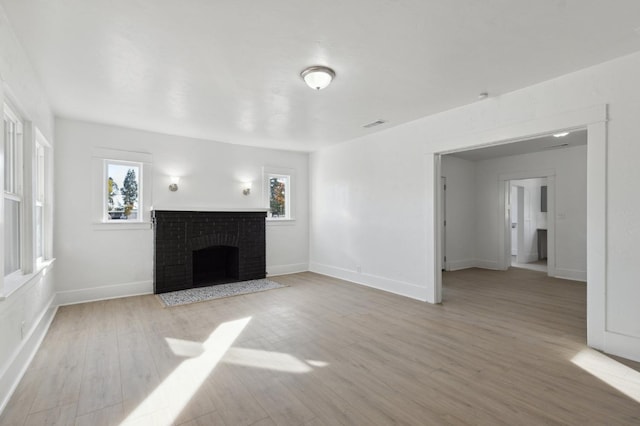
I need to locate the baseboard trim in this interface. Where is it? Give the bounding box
[55,280,153,306]
[446,259,475,271]
[267,263,309,277]
[473,260,502,270]
[604,331,640,363]
[553,268,587,282]
[309,262,427,301]
[0,296,57,415]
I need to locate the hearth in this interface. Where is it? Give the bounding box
[152,210,266,294]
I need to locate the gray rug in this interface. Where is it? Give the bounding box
[158,279,287,307]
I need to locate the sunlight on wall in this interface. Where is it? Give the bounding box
[120,317,252,425]
[571,349,640,403]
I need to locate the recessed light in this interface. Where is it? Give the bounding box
[553,132,570,138]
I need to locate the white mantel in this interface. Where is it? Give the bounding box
[150,206,270,212]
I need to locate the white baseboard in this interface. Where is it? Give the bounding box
[604,331,640,363]
[518,253,539,263]
[309,262,428,301]
[445,259,475,271]
[553,268,587,282]
[267,263,309,277]
[55,280,153,306]
[473,259,502,270]
[0,296,57,415]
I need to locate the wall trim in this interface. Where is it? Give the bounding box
[446,259,475,271]
[604,331,640,363]
[55,280,153,306]
[0,296,57,415]
[267,263,309,276]
[554,268,587,282]
[473,260,502,270]
[309,262,428,301]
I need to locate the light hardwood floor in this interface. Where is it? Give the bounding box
[2,269,640,425]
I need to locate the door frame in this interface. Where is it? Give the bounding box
[431,104,607,352]
[500,172,556,276]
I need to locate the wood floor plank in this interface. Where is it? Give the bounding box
[2,270,640,425]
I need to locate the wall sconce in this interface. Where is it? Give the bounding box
[242,182,252,196]
[169,176,180,192]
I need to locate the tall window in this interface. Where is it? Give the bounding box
[35,141,45,261]
[4,104,23,276]
[105,160,141,221]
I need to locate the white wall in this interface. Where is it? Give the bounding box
[441,156,475,270]
[475,148,586,277]
[54,118,309,304]
[0,4,57,412]
[310,51,640,361]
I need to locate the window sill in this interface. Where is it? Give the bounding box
[266,218,296,226]
[93,221,152,231]
[1,258,56,301]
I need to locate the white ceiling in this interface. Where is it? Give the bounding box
[2,1,640,151]
[447,128,587,162]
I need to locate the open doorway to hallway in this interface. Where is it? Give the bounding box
[437,128,587,299]
[509,177,548,273]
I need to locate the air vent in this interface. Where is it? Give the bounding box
[543,143,570,150]
[363,119,386,128]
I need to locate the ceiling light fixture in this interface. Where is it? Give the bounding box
[553,131,570,138]
[300,66,335,90]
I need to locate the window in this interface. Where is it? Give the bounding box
[4,104,23,276]
[35,140,46,261]
[263,167,294,221]
[92,148,152,228]
[105,160,141,221]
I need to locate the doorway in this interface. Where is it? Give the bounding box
[432,105,607,353]
[508,177,549,274]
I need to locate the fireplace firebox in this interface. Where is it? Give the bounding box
[152,210,266,294]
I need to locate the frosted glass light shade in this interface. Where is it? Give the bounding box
[301,66,335,90]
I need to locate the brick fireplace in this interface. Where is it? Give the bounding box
[152,210,266,294]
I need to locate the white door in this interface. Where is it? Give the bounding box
[441,177,446,270]
[510,185,518,256]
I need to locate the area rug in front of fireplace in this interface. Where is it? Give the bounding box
[158,279,287,307]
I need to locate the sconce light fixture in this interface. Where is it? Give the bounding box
[169,176,180,192]
[242,182,252,196]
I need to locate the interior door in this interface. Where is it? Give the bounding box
[441,177,446,271]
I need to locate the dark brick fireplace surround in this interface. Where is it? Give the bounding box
[152,210,266,294]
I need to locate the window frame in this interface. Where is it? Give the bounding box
[4,103,24,278]
[92,147,152,230]
[103,159,143,223]
[263,166,295,222]
[34,133,48,263]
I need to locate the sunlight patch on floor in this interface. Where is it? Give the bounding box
[571,348,640,403]
[222,347,324,373]
[120,317,252,426]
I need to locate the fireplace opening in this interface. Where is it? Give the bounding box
[192,245,239,287]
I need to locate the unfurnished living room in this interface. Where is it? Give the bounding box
[1,1,640,425]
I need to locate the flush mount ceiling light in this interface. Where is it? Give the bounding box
[300,66,335,90]
[553,131,570,138]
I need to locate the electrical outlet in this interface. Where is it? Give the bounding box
[356,265,362,273]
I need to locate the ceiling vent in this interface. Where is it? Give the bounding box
[363,119,386,128]
[542,143,570,150]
